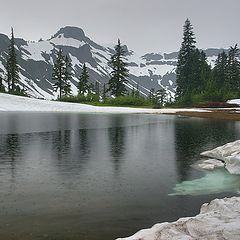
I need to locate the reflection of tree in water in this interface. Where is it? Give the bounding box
[174,119,239,182]
[52,129,91,178]
[108,116,126,175]
[0,134,21,182]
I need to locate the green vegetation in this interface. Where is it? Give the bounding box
[175,19,240,106]
[107,39,129,97]
[52,49,72,98]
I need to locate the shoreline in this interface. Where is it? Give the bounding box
[1,93,240,121]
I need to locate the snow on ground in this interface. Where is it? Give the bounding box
[201,140,240,174]
[117,196,240,240]
[0,93,209,114]
[227,99,240,106]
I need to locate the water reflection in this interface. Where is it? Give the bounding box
[0,113,239,240]
[108,116,126,174]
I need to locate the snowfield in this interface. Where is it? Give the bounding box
[0,93,208,114]
[116,196,240,240]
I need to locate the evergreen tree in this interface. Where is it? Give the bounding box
[95,81,100,95]
[212,51,228,89]
[156,88,167,105]
[62,55,72,97]
[78,63,89,95]
[0,75,5,92]
[108,39,129,97]
[102,83,107,100]
[225,44,240,91]
[176,19,196,99]
[52,49,65,98]
[5,28,20,92]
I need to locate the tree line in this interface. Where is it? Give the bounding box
[176,19,240,105]
[1,24,239,107]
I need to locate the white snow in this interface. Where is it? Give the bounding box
[227,99,240,106]
[117,196,240,240]
[22,41,53,61]
[196,159,225,170]
[50,34,85,48]
[201,140,240,174]
[0,93,209,114]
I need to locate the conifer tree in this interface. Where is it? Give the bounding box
[62,55,72,97]
[102,83,107,100]
[78,63,89,95]
[225,44,240,91]
[52,49,65,98]
[95,81,100,95]
[5,28,20,92]
[0,75,5,92]
[176,19,196,99]
[108,39,129,97]
[212,51,228,89]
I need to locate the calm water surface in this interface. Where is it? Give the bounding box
[0,112,240,240]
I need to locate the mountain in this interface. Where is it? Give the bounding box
[0,26,227,99]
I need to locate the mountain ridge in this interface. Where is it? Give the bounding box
[0,26,229,99]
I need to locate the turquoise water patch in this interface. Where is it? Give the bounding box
[170,169,240,196]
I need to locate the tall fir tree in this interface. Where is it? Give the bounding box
[62,55,72,97]
[225,44,240,91]
[212,51,228,89]
[176,19,196,99]
[0,75,5,92]
[78,63,89,95]
[108,39,129,97]
[52,49,66,98]
[5,28,20,92]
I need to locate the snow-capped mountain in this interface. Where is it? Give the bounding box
[0,26,227,99]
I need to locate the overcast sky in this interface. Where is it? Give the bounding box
[1,0,239,54]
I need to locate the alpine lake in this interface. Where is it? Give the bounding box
[0,112,239,240]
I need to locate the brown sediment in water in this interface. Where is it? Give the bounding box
[164,109,240,121]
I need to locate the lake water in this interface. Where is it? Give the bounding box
[0,112,240,240]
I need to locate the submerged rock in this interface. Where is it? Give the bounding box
[117,196,240,240]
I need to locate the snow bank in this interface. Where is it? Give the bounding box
[195,159,224,170]
[117,196,240,240]
[0,93,208,114]
[227,99,240,106]
[201,140,240,174]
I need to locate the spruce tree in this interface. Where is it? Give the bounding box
[0,75,5,92]
[108,39,129,97]
[78,63,89,95]
[225,44,240,91]
[176,19,196,99]
[52,49,65,98]
[212,51,228,89]
[62,55,72,97]
[5,28,20,92]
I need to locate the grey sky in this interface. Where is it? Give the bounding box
[1,0,239,54]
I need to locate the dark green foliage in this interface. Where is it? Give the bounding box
[102,83,107,100]
[225,44,240,91]
[95,81,100,95]
[212,51,228,89]
[176,19,211,102]
[78,63,89,95]
[60,94,100,104]
[108,39,129,97]
[176,19,196,99]
[0,75,5,92]
[104,95,151,106]
[5,28,20,92]
[62,55,72,97]
[52,49,66,98]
